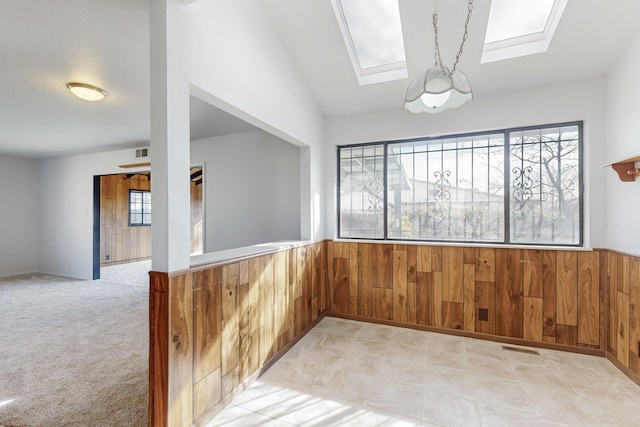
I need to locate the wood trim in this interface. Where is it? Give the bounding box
[149,272,169,427]
[327,312,605,357]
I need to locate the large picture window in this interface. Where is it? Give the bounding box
[338,122,582,246]
[129,189,151,226]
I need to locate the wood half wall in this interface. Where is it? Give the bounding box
[150,241,640,426]
[149,242,326,426]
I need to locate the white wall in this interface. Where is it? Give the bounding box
[191,130,301,252]
[325,78,608,248]
[38,148,150,279]
[185,0,326,242]
[605,30,640,255]
[0,155,39,277]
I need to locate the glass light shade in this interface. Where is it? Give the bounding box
[420,90,451,109]
[66,82,107,101]
[404,66,472,114]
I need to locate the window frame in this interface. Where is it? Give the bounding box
[129,189,152,227]
[337,121,584,247]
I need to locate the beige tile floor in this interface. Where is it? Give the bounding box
[207,317,640,427]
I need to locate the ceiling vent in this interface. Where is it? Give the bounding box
[135,148,149,159]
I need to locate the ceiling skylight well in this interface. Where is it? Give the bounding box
[331,0,407,85]
[481,0,567,64]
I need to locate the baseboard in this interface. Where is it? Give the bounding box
[192,313,327,427]
[605,352,640,387]
[325,312,605,357]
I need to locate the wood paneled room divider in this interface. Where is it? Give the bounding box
[149,242,325,427]
[149,241,640,426]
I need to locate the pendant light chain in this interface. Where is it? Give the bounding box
[432,0,473,77]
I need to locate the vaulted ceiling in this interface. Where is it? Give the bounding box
[1,0,639,159]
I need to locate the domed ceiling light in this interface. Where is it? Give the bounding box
[404,0,474,114]
[66,82,107,101]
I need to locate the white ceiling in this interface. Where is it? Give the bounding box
[1,0,639,159]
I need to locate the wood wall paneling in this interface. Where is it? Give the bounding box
[152,243,640,425]
[100,174,151,266]
[629,258,640,374]
[431,247,443,272]
[609,253,619,355]
[542,251,557,340]
[407,245,417,324]
[192,268,222,383]
[523,297,543,342]
[617,291,630,366]
[463,264,475,332]
[193,368,221,422]
[393,245,408,323]
[221,264,239,375]
[373,244,393,288]
[495,249,523,338]
[417,245,432,273]
[442,247,464,303]
[577,251,600,346]
[373,287,393,320]
[442,301,464,330]
[325,243,614,355]
[557,324,578,346]
[475,281,496,334]
[523,250,543,298]
[557,251,578,326]
[332,257,350,315]
[618,254,630,294]
[348,243,359,316]
[433,271,443,327]
[416,272,432,326]
[599,250,609,351]
[475,248,495,283]
[357,244,373,317]
[168,273,194,427]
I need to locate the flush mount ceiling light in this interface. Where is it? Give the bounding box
[404,0,474,114]
[66,82,107,101]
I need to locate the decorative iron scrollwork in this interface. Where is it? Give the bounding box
[433,170,451,201]
[512,166,533,215]
[365,174,384,212]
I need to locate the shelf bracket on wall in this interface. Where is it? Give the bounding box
[602,155,640,182]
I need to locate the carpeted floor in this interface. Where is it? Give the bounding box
[0,262,150,427]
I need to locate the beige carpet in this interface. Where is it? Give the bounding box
[0,262,150,427]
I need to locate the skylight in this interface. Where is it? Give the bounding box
[331,0,407,85]
[481,0,567,64]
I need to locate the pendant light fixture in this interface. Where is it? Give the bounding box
[404,0,474,114]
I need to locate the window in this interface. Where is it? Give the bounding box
[338,122,582,246]
[129,189,151,226]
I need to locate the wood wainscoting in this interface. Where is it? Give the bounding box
[607,250,640,383]
[150,241,640,426]
[149,242,326,427]
[327,242,606,352]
